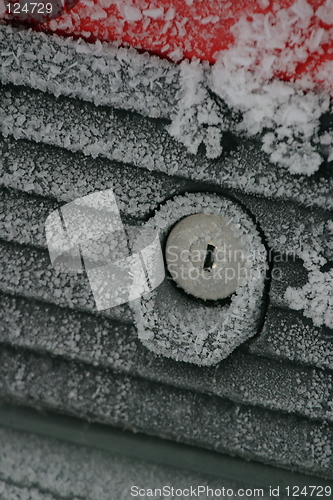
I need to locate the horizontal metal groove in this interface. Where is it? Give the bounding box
[0,288,133,330]
[0,182,159,225]
[0,24,180,120]
[1,288,332,373]
[0,477,75,500]
[0,185,147,251]
[248,306,333,371]
[2,175,332,256]
[1,83,332,211]
[0,290,332,423]
[0,132,191,222]
[0,238,132,323]
[2,131,333,218]
[1,131,332,265]
[0,235,309,315]
[1,338,331,424]
[1,403,332,488]
[2,186,328,267]
[0,345,331,479]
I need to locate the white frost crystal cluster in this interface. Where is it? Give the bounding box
[285,250,333,329]
[168,0,333,175]
[160,0,333,176]
[209,66,330,175]
[206,0,333,175]
[167,59,230,159]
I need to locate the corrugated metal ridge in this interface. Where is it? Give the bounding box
[0,291,331,371]
[0,95,332,419]
[0,345,332,479]
[1,25,333,481]
[0,289,332,423]
[0,24,180,120]
[0,186,321,317]
[1,26,333,210]
[0,415,330,499]
[0,163,332,260]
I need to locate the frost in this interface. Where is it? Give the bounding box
[0,19,333,332]
[0,24,180,120]
[168,0,333,174]
[133,193,268,366]
[167,59,228,158]
[121,5,143,22]
[207,0,333,175]
[285,250,333,329]
[1,19,333,175]
[165,7,175,21]
[142,8,164,19]
[168,47,184,62]
[316,0,333,25]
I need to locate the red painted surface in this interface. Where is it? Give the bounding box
[3,0,333,86]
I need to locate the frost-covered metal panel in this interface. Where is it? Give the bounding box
[0,26,332,480]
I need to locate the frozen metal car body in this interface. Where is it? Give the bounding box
[0,12,332,494]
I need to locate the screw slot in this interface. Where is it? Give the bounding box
[203,244,215,272]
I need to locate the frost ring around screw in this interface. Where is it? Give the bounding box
[131,192,269,366]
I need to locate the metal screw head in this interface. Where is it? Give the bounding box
[165,213,245,301]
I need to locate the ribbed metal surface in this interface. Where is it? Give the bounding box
[0,26,332,481]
